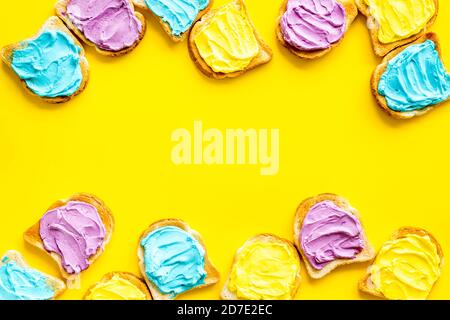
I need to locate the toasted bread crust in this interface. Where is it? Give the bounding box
[220,233,301,300]
[294,193,375,279]
[359,227,444,299]
[137,218,220,300]
[276,0,358,59]
[371,33,448,119]
[355,0,439,57]
[1,250,66,299]
[133,0,213,42]
[55,0,146,57]
[84,271,152,300]
[188,0,272,79]
[23,193,114,288]
[0,16,89,104]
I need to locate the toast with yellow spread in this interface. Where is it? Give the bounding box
[188,0,272,79]
[359,227,443,300]
[356,0,439,57]
[221,234,301,300]
[84,271,152,300]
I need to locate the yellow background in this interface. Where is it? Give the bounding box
[0,0,449,300]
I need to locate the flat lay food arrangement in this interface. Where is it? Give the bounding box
[0,0,449,300]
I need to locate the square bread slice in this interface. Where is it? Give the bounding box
[371,32,449,119]
[221,234,301,300]
[133,0,213,42]
[0,250,66,300]
[84,271,152,300]
[294,193,375,279]
[276,0,358,59]
[0,16,89,104]
[188,0,272,79]
[359,227,444,299]
[55,0,146,56]
[355,0,439,57]
[138,218,219,300]
[24,193,114,288]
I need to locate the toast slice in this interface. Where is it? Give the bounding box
[359,227,444,299]
[221,234,301,300]
[276,0,358,59]
[24,193,114,288]
[0,16,89,104]
[355,0,439,57]
[84,271,152,300]
[294,194,375,279]
[133,0,213,42]
[55,0,146,56]
[371,33,449,119]
[138,218,219,300]
[188,0,272,79]
[0,250,66,300]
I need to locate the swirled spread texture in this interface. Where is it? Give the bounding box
[364,0,436,44]
[140,226,206,296]
[39,201,106,274]
[193,2,260,73]
[378,40,450,112]
[144,0,209,36]
[300,201,364,270]
[228,240,300,300]
[11,30,83,98]
[0,258,54,300]
[85,274,146,300]
[67,0,143,51]
[370,233,441,300]
[280,0,346,51]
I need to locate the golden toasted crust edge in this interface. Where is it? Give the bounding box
[83,271,152,300]
[188,0,272,79]
[371,33,448,119]
[133,0,213,42]
[137,218,220,300]
[55,0,146,57]
[0,16,89,104]
[355,0,439,57]
[23,193,114,288]
[359,227,444,299]
[220,233,301,300]
[1,250,66,299]
[293,193,375,279]
[276,0,358,59]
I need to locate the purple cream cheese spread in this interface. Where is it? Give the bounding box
[280,0,346,51]
[300,200,364,270]
[67,0,142,51]
[39,201,106,274]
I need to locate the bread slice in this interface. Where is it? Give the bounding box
[137,218,219,300]
[276,0,358,59]
[0,16,89,104]
[24,193,114,288]
[84,271,152,300]
[220,234,301,300]
[188,0,272,79]
[371,33,448,119]
[294,193,375,279]
[359,227,444,299]
[355,0,439,57]
[55,0,146,56]
[0,250,66,300]
[132,0,213,42]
